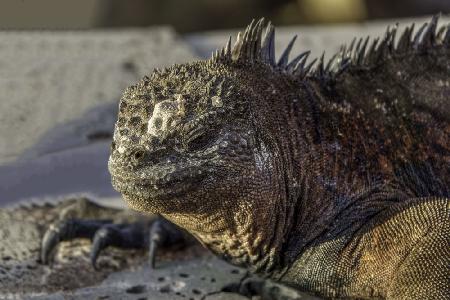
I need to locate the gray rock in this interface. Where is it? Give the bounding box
[0,141,120,207]
[0,27,197,164]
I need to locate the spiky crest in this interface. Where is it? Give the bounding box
[211,15,449,81]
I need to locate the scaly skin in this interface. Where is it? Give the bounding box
[108,17,450,299]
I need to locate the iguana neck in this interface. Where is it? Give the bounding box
[161,180,290,274]
[249,75,410,266]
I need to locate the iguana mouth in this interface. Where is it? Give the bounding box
[110,168,206,199]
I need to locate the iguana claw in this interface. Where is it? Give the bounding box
[90,222,148,269]
[148,219,168,268]
[39,198,189,269]
[41,219,111,264]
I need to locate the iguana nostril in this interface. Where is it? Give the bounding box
[133,150,145,161]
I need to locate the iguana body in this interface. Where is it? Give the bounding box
[106,17,450,299]
[43,17,450,299]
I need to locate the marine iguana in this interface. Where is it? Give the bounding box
[42,16,450,299]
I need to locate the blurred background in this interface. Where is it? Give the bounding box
[0,0,449,32]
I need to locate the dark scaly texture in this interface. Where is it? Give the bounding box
[108,16,450,299]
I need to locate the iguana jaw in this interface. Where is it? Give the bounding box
[109,156,210,206]
[111,172,200,200]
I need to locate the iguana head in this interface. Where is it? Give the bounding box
[110,19,284,217]
[108,60,271,216]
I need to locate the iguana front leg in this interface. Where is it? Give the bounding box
[40,197,190,268]
[385,200,450,299]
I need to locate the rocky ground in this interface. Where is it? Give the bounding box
[0,200,319,299]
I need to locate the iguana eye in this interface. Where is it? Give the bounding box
[134,150,145,160]
[187,133,210,151]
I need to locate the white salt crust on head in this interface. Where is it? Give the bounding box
[147,94,186,137]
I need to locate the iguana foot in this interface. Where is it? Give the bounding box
[40,197,188,269]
